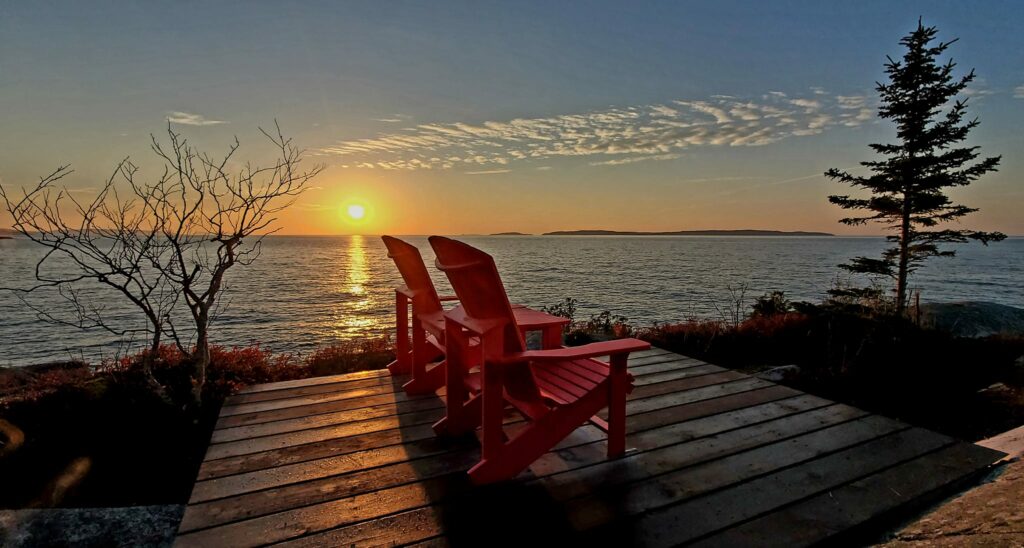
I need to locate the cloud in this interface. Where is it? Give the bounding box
[589,153,681,166]
[294,202,334,211]
[167,111,228,126]
[650,105,679,117]
[1013,85,1024,99]
[836,95,866,109]
[465,169,511,175]
[788,98,821,110]
[962,78,993,99]
[374,114,411,123]
[679,176,754,184]
[536,166,553,171]
[322,89,872,170]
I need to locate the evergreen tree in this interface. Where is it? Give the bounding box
[826,20,1004,314]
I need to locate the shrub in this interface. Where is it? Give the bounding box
[307,338,394,376]
[542,298,578,328]
[0,339,397,507]
[751,291,791,317]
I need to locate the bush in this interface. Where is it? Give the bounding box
[0,340,395,507]
[641,306,1024,440]
[751,291,791,317]
[542,298,578,327]
[307,338,394,377]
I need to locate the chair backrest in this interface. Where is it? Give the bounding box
[428,236,525,355]
[381,236,442,314]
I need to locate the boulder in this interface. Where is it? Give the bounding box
[756,364,801,382]
[919,301,1024,338]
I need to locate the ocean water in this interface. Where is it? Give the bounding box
[1,235,1022,367]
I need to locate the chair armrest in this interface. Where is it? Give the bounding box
[494,338,650,364]
[396,286,416,299]
[443,308,508,335]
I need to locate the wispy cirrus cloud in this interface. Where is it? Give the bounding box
[374,114,411,123]
[589,153,681,166]
[166,111,228,126]
[323,89,875,171]
[465,169,511,175]
[961,78,994,100]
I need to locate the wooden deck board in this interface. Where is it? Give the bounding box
[176,348,1004,547]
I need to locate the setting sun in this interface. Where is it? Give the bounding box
[347,204,366,220]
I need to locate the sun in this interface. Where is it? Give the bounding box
[347,204,366,220]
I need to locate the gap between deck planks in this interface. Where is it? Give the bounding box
[176,347,1004,547]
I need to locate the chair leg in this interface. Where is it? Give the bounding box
[607,354,628,458]
[435,317,470,436]
[469,382,607,485]
[404,358,445,395]
[479,361,505,462]
[387,291,411,375]
[432,392,481,436]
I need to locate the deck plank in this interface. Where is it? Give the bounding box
[688,442,1007,547]
[564,415,913,531]
[615,428,955,546]
[182,400,846,528]
[176,347,1004,547]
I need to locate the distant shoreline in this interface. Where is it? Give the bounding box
[542,229,834,237]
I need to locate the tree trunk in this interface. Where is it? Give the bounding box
[191,311,210,406]
[896,189,912,315]
[143,324,171,403]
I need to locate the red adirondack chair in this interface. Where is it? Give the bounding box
[429,236,650,484]
[381,236,454,394]
[382,236,569,396]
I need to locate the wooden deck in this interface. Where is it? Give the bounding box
[175,348,1005,547]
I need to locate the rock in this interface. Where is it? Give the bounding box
[978,382,1011,395]
[757,364,801,382]
[881,458,1024,546]
[919,301,1024,338]
[0,505,184,547]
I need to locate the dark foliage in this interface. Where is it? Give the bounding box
[751,291,792,318]
[0,342,392,507]
[642,308,1024,440]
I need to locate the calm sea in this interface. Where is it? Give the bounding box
[1,235,1022,367]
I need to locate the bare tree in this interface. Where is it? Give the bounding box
[1,122,323,404]
[1,164,180,398]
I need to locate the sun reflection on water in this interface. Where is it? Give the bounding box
[348,235,369,297]
[332,235,377,335]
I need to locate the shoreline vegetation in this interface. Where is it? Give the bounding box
[1,294,1021,508]
[0,340,393,508]
[542,229,834,236]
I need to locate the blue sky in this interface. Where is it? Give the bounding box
[1,1,1022,234]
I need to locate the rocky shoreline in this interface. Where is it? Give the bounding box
[919,301,1024,338]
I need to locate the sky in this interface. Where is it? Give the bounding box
[1,1,1022,236]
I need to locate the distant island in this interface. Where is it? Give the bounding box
[543,229,834,236]
[0,228,18,240]
[490,231,532,236]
